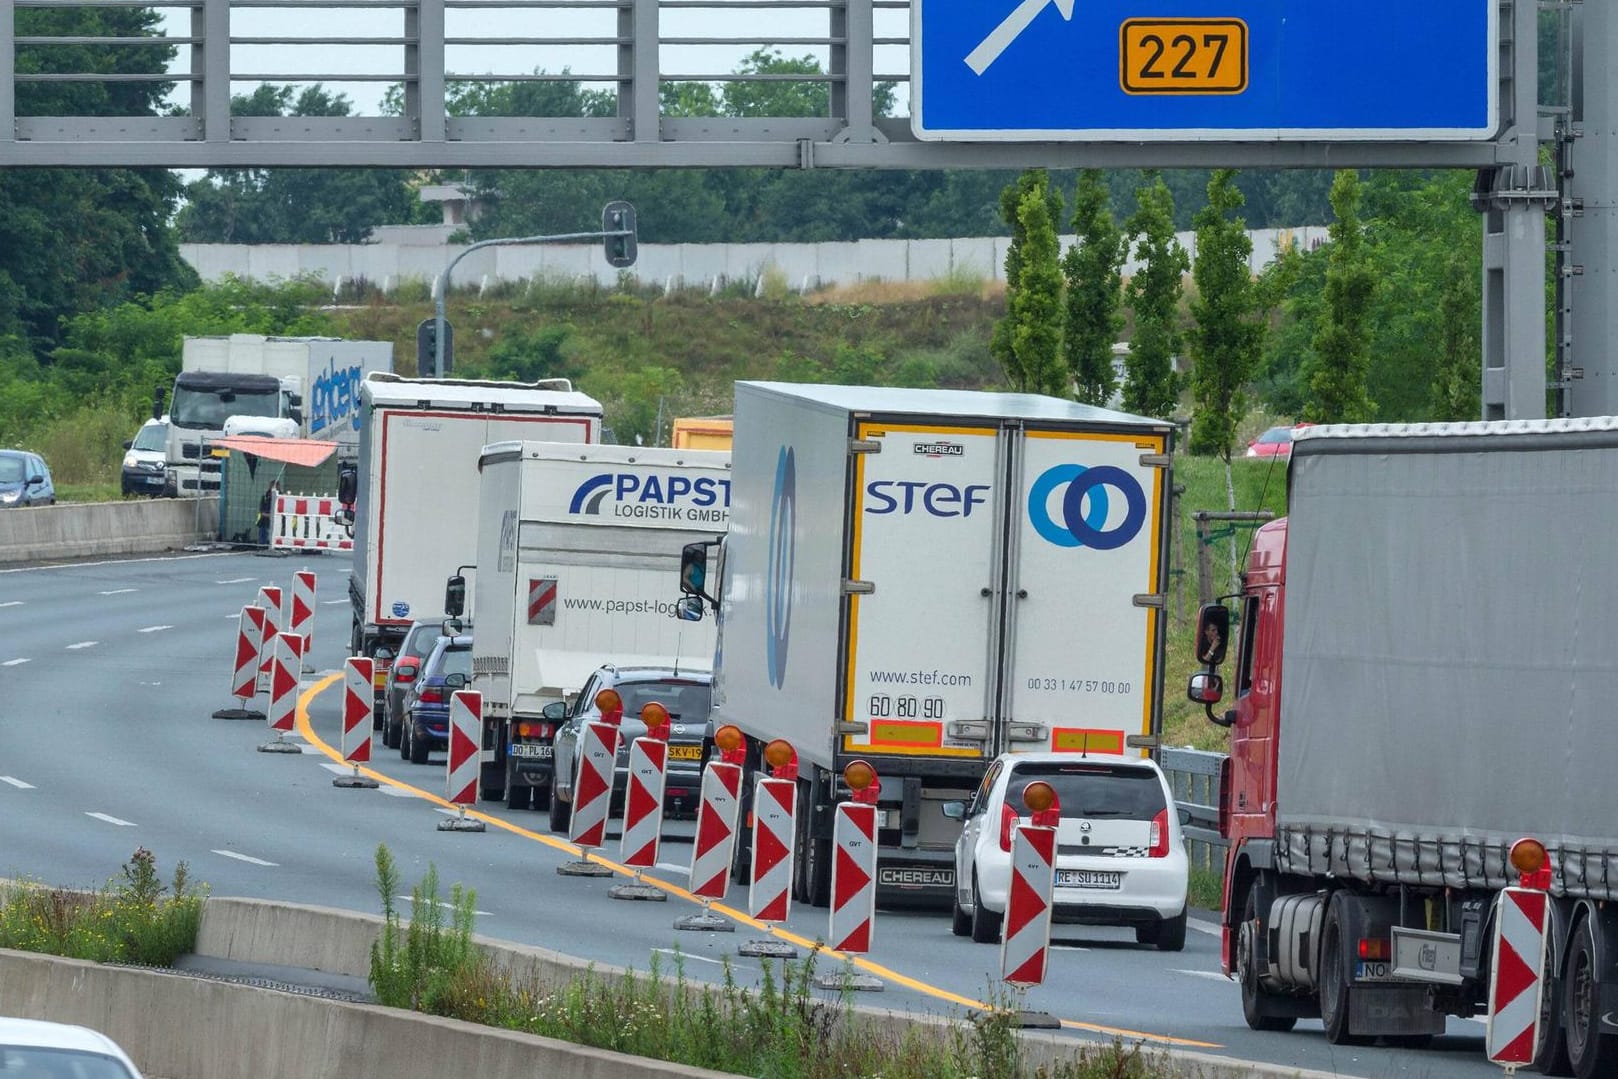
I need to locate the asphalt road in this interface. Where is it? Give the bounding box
[0,550,1503,1078]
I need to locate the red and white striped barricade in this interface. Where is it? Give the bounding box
[568,692,624,849]
[689,761,743,900]
[1487,886,1550,1065]
[331,657,380,788]
[253,586,282,694]
[1000,781,1061,987]
[619,703,671,869]
[257,632,304,754]
[286,570,316,660]
[214,605,266,720]
[436,690,485,831]
[272,494,353,552]
[828,762,881,953]
[749,777,797,923]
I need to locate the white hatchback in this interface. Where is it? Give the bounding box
[945,752,1190,951]
[0,1016,145,1077]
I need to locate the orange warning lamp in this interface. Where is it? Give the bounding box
[640,701,670,741]
[714,724,746,765]
[1510,836,1551,890]
[764,738,799,780]
[594,687,623,725]
[843,759,880,804]
[1022,780,1061,828]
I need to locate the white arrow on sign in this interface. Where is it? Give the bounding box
[965,0,1076,76]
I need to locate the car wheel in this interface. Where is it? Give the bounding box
[548,788,571,833]
[951,894,972,937]
[409,722,430,764]
[506,784,531,811]
[399,720,412,760]
[1238,888,1298,1032]
[383,716,399,749]
[970,872,1002,944]
[1154,910,1188,953]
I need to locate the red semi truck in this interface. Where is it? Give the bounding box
[1190,418,1618,1076]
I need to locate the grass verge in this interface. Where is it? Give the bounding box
[0,848,204,965]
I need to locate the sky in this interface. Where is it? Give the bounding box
[157,2,915,118]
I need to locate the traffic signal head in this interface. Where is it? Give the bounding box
[602,200,638,268]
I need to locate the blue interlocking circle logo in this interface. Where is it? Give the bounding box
[1027,464,1146,550]
[765,446,796,687]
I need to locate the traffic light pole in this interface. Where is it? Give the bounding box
[431,211,636,377]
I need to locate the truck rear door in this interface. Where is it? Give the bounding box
[1003,427,1170,754]
[841,421,1003,761]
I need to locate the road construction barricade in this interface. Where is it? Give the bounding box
[271,494,352,552]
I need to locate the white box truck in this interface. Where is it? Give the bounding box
[676,382,1176,907]
[343,374,604,667]
[460,441,730,810]
[164,334,392,495]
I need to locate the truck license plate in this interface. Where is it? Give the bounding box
[1056,869,1123,889]
[667,744,704,761]
[509,743,552,760]
[1355,961,1393,981]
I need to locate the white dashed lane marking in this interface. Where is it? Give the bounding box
[98,589,137,596]
[2,658,29,667]
[0,601,21,608]
[65,641,98,650]
[138,625,173,633]
[86,812,137,827]
[217,578,256,585]
[0,776,35,789]
[213,850,278,867]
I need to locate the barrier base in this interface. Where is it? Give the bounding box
[557,859,613,878]
[674,912,735,933]
[1011,1011,1061,1030]
[609,883,667,902]
[437,813,486,832]
[256,738,303,754]
[814,971,884,993]
[333,772,379,789]
[212,707,265,721]
[738,939,798,959]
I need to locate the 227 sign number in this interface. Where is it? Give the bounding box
[1120,18,1248,96]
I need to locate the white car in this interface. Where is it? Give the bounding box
[0,1016,145,1077]
[945,751,1190,951]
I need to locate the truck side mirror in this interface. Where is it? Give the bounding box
[445,574,466,618]
[1194,603,1231,666]
[680,540,719,605]
[337,466,357,505]
[1189,672,1235,728]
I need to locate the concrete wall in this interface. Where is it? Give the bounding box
[181,226,1330,296]
[0,896,1343,1079]
[0,499,219,564]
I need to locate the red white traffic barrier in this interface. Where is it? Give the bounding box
[272,494,353,551]
[446,690,482,806]
[1487,886,1549,1064]
[569,721,622,849]
[266,632,305,734]
[620,704,671,868]
[749,777,797,923]
[689,761,743,899]
[231,605,266,701]
[829,802,878,952]
[287,570,316,653]
[254,585,282,693]
[1000,781,1061,987]
[342,658,374,764]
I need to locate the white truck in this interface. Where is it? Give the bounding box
[676,381,1176,907]
[459,441,731,810]
[163,334,392,495]
[343,374,605,669]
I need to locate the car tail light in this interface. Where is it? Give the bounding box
[1149,808,1170,857]
[998,805,1018,852]
[395,661,419,685]
[418,687,444,704]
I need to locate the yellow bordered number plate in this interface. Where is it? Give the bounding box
[1121,18,1248,96]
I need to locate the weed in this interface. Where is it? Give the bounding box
[0,849,204,966]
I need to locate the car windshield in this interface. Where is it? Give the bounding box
[132,423,168,451]
[0,1046,136,1077]
[0,457,23,483]
[1255,427,1293,445]
[617,680,712,722]
[1007,762,1167,821]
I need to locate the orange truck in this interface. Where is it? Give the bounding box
[671,416,733,451]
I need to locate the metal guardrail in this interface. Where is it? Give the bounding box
[1162,746,1226,874]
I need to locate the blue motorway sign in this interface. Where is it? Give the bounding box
[911,1,1498,142]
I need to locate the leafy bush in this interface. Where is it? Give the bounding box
[0,849,205,966]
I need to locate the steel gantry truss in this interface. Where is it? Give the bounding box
[0,0,1607,420]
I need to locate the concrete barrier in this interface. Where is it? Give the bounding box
[134,897,1337,1079]
[0,498,218,564]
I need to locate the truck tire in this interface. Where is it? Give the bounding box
[1537,920,1574,1077]
[970,871,1002,944]
[548,790,571,833]
[532,783,551,812]
[1238,889,1297,1032]
[1319,897,1371,1046]
[1564,917,1618,1079]
[506,783,531,811]
[794,775,832,908]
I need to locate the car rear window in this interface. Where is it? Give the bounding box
[1256,426,1293,445]
[618,680,712,722]
[437,646,474,679]
[405,627,442,661]
[1006,762,1167,821]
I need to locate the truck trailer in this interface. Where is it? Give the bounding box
[462,440,730,810]
[1190,417,1618,1076]
[677,381,1175,907]
[345,374,604,669]
[164,335,392,495]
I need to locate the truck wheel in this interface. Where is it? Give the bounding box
[793,776,831,908]
[1564,918,1618,1079]
[548,790,571,833]
[1238,889,1297,1032]
[1319,899,1370,1046]
[532,784,551,812]
[1537,922,1574,1077]
[506,784,531,811]
[970,872,1002,944]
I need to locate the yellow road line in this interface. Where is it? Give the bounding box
[294,674,1221,1050]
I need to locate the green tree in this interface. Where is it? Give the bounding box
[992,170,1063,390]
[1430,252,1482,420]
[1304,170,1376,423]
[1187,170,1264,458]
[1062,170,1127,406]
[1122,174,1188,418]
[1011,187,1067,397]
